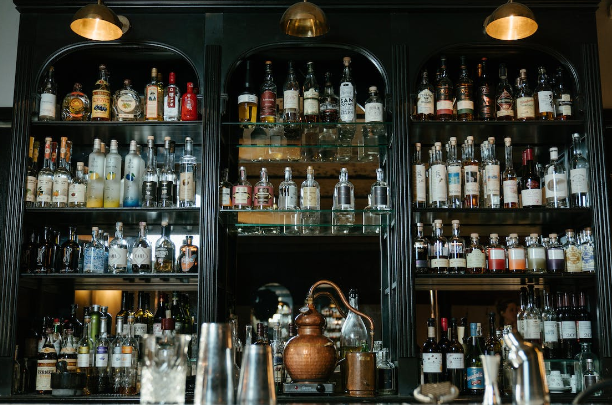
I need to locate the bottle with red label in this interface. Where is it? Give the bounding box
[232,166,252,209]
[163,72,181,121]
[259,61,277,123]
[181,82,198,121]
[486,233,506,273]
[520,146,542,208]
[253,167,274,210]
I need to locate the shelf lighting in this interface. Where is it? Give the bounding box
[484,0,538,40]
[280,0,329,38]
[70,0,130,41]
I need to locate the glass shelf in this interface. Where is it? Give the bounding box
[413,207,591,226]
[415,272,595,291]
[20,273,198,291]
[223,121,392,127]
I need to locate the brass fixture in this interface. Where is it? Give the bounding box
[280,0,329,38]
[70,0,129,41]
[484,0,538,40]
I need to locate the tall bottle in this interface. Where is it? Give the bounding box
[466,323,485,395]
[259,61,277,123]
[164,72,181,121]
[282,61,301,141]
[422,318,443,383]
[435,56,453,121]
[178,137,197,207]
[319,72,339,162]
[67,161,86,208]
[542,290,559,359]
[412,143,427,207]
[108,222,128,273]
[181,82,198,121]
[142,136,158,207]
[25,137,38,207]
[160,138,177,207]
[484,137,501,208]
[534,67,555,120]
[77,319,96,395]
[446,137,462,208]
[430,142,448,208]
[502,137,519,208]
[94,317,110,394]
[134,292,154,337]
[515,69,535,121]
[219,168,233,210]
[429,220,449,274]
[570,133,590,207]
[83,227,106,273]
[51,137,71,207]
[544,147,568,208]
[414,223,429,274]
[520,146,542,207]
[446,318,465,390]
[477,58,493,121]
[155,221,176,272]
[463,137,480,208]
[338,57,356,161]
[145,68,162,121]
[496,63,514,120]
[253,167,274,210]
[237,61,258,123]
[39,66,57,121]
[131,222,152,273]
[123,140,142,207]
[302,61,320,123]
[523,286,542,345]
[86,138,105,207]
[576,291,592,344]
[102,139,121,207]
[370,168,391,210]
[300,166,321,235]
[455,56,474,121]
[559,292,577,358]
[59,226,80,273]
[36,137,54,207]
[35,326,57,394]
[91,64,111,122]
[415,70,435,121]
[341,289,369,355]
[332,168,355,234]
[553,67,573,120]
[152,293,168,336]
[448,220,466,274]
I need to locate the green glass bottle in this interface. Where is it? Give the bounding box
[466,322,484,394]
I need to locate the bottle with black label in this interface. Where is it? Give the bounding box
[414,222,429,274]
[370,168,390,210]
[142,136,158,207]
[422,318,443,383]
[332,168,355,234]
[477,58,493,121]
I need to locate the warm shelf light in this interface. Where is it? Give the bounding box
[280,0,329,38]
[70,0,128,41]
[484,0,538,41]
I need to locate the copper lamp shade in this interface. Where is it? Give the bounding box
[70,0,124,41]
[280,0,329,38]
[484,0,538,40]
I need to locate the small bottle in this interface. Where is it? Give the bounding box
[526,233,546,273]
[455,56,474,121]
[232,166,252,209]
[465,233,486,274]
[546,233,565,273]
[91,64,111,122]
[123,140,143,207]
[62,83,91,121]
[580,227,595,272]
[534,66,555,120]
[495,63,514,120]
[181,82,198,121]
[554,67,573,120]
[332,168,355,234]
[178,137,197,206]
[545,147,569,208]
[486,233,506,273]
[253,168,274,210]
[145,68,162,121]
[415,70,434,121]
[103,139,122,208]
[371,168,391,210]
[447,137,462,208]
[412,143,427,208]
[86,138,105,208]
[365,85,384,123]
[303,61,320,123]
[113,79,142,121]
[564,229,583,273]
[163,72,181,121]
[178,236,198,273]
[39,66,57,122]
[155,221,176,273]
[219,168,233,209]
[502,137,519,208]
[278,167,299,235]
[507,233,526,273]
[142,136,158,207]
[131,222,152,273]
[448,220,466,274]
[301,166,321,235]
[429,220,449,274]
[515,69,535,121]
[570,133,590,207]
[259,61,277,124]
[435,56,454,121]
[414,223,429,274]
[319,71,339,162]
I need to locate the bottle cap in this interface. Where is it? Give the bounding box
[509,233,518,238]
[369,86,377,93]
[471,233,479,238]
[549,233,557,238]
[490,233,498,238]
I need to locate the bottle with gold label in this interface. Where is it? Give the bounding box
[113,79,142,121]
[91,64,111,121]
[145,68,162,121]
[178,236,198,273]
[564,229,583,273]
[62,83,91,121]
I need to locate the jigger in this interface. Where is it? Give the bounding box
[194,323,234,405]
[237,345,276,405]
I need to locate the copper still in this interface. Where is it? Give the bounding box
[283,280,375,384]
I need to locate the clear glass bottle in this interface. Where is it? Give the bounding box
[77,319,95,395]
[371,168,390,210]
[429,220,449,274]
[278,167,299,235]
[301,165,321,235]
[570,133,589,207]
[435,56,454,121]
[516,69,535,121]
[108,222,128,273]
[155,221,176,273]
[62,82,91,121]
[338,57,356,161]
[282,61,301,142]
[178,236,198,273]
[574,342,600,394]
[66,161,86,208]
[455,56,474,121]
[554,67,572,120]
[580,227,595,272]
[219,168,233,209]
[564,229,583,273]
[544,146,568,208]
[502,137,519,208]
[36,137,54,207]
[487,233,506,274]
[113,79,142,121]
[123,140,143,207]
[332,167,355,234]
[178,137,197,207]
[430,142,448,208]
[86,138,105,208]
[484,137,501,208]
[415,69,434,121]
[414,222,429,274]
[159,138,176,207]
[465,233,486,274]
[52,137,71,207]
[91,64,111,122]
[546,233,565,273]
[259,61,277,124]
[145,67,162,121]
[34,227,54,274]
[232,166,252,209]
[238,60,257,124]
[319,72,338,162]
[303,61,320,123]
[131,222,152,273]
[142,136,158,207]
[506,233,526,273]
[253,167,274,210]
[412,143,427,208]
[163,72,181,121]
[102,139,121,207]
[526,233,546,273]
[59,226,80,273]
[523,286,542,345]
[542,290,559,359]
[376,347,397,395]
[39,66,57,122]
[495,63,514,120]
[447,137,462,208]
[534,66,555,120]
[94,316,110,393]
[340,289,369,357]
[448,220,466,274]
[83,226,105,274]
[463,136,480,208]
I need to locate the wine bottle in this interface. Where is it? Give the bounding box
[422,318,443,383]
[446,318,465,391]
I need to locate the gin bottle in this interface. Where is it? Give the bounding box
[415,69,434,121]
[154,221,176,273]
[447,137,462,208]
[580,227,595,272]
[430,142,448,208]
[546,233,565,273]
[163,72,181,121]
[108,222,128,273]
[159,138,176,207]
[484,137,501,208]
[112,79,142,121]
[465,233,486,274]
[570,133,589,207]
[534,66,555,120]
[86,138,105,208]
[523,286,542,345]
[332,168,355,234]
[219,168,233,209]
[300,166,321,235]
[448,220,466,274]
[253,168,274,210]
[412,143,427,208]
[68,162,87,207]
[564,229,583,273]
[232,166,252,209]
[59,226,80,273]
[278,167,299,235]
[39,66,57,122]
[83,227,105,274]
[36,137,54,207]
[319,72,338,162]
[142,136,158,207]
[429,220,449,274]
[455,56,474,121]
[545,147,568,208]
[338,57,356,161]
[131,222,152,273]
[123,140,143,207]
[52,137,71,207]
[178,137,197,207]
[62,83,90,121]
[371,168,390,210]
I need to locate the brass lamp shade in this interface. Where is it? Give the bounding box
[280,0,329,38]
[70,0,124,41]
[484,0,538,40]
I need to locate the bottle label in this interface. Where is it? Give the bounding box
[565,245,582,272]
[484,165,500,196]
[109,247,128,267]
[166,87,178,111]
[417,89,434,115]
[112,348,122,367]
[134,323,147,337]
[117,94,137,118]
[132,247,152,266]
[68,183,86,204]
[537,91,554,113]
[561,321,577,339]
[221,187,232,207]
[253,185,273,207]
[284,89,299,110]
[155,247,172,262]
[467,367,485,390]
[466,249,486,268]
[153,323,162,336]
[456,99,474,115]
[302,186,318,208]
[37,177,53,202]
[516,96,535,119]
[547,248,565,260]
[496,90,514,117]
[260,90,276,118]
[488,248,506,270]
[479,86,493,118]
[279,185,298,209]
[339,82,355,122]
[517,319,525,335]
[584,374,597,390]
[570,168,588,194]
[436,99,453,116]
[181,251,197,272]
[543,320,559,343]
[95,346,108,367]
[525,319,541,339]
[557,94,572,116]
[39,93,57,118]
[447,165,461,197]
[238,94,258,104]
[337,185,351,206]
[160,180,174,204]
[508,248,526,270]
[26,176,37,202]
[578,320,592,339]
[303,89,319,115]
[449,257,466,268]
[528,246,546,260]
[503,179,519,204]
[232,185,252,206]
[545,173,568,199]
[464,166,479,196]
[77,352,90,367]
[179,172,196,202]
[145,85,159,118]
[35,359,57,391]
[446,353,464,369]
[431,164,448,202]
[142,181,158,205]
[365,102,383,122]
[422,353,442,373]
[372,186,389,207]
[92,89,111,119]
[581,243,595,272]
[413,164,427,203]
[121,346,133,367]
[84,248,106,273]
[430,258,449,268]
[521,188,542,206]
[52,177,69,203]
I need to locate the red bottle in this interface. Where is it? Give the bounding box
[181,82,198,121]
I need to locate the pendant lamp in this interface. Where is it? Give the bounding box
[70,0,129,41]
[280,0,329,38]
[484,0,538,41]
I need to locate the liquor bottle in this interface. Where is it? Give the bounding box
[178,137,197,206]
[465,233,486,274]
[123,140,142,207]
[253,322,268,345]
[51,137,71,207]
[554,67,572,120]
[486,233,506,274]
[430,142,448,208]
[438,318,451,379]
[506,233,526,273]
[94,316,110,394]
[515,69,535,121]
[256,61,277,124]
[59,226,80,273]
[463,137,480,208]
[520,146,541,207]
[68,162,87,208]
[119,314,139,394]
[580,228,595,272]
[282,61,301,141]
[237,60,258,124]
[131,222,152,273]
[178,236,198,273]
[414,223,429,274]
[102,139,121,207]
[415,70,435,121]
[89,305,101,343]
[170,292,186,333]
[219,168,233,209]
[564,229,583,272]
[303,61,320,123]
[546,233,565,273]
[25,137,38,207]
[91,64,111,122]
[422,318,443,383]
[526,233,546,273]
[36,137,54,207]
[158,139,176,207]
[152,293,168,336]
[575,344,600,394]
[338,57,356,161]
[142,136,158,207]
[144,68,161,121]
[364,85,384,124]
[523,286,542,345]
[474,59,491,121]
[35,325,57,394]
[134,292,154,337]
[371,168,391,210]
[332,168,355,234]
[495,63,514,120]
[484,313,501,356]
[466,323,485,394]
[319,72,339,162]
[112,79,142,121]
[59,325,78,372]
[278,166,299,211]
[429,220,449,274]
[444,137,461,208]
[412,143,427,207]
[21,230,38,273]
[544,147,568,208]
[232,166,252,209]
[534,67,555,120]
[340,289,369,357]
[253,167,274,210]
[181,82,198,121]
[154,221,176,272]
[501,137,518,208]
[62,82,90,121]
[39,66,57,122]
[570,133,589,207]
[33,227,53,274]
[77,318,96,395]
[446,318,465,390]
[448,220,466,274]
[107,222,128,273]
[484,137,501,208]
[435,56,453,121]
[83,227,105,274]
[576,291,592,344]
[51,318,62,354]
[541,290,559,359]
[301,165,321,235]
[86,138,105,207]
[455,56,474,121]
[559,292,577,358]
[163,72,181,121]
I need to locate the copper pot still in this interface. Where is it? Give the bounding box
[345,352,376,397]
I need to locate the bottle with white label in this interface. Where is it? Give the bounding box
[515,69,535,121]
[570,133,589,207]
[542,290,559,359]
[134,292,153,337]
[39,66,57,122]
[526,233,546,273]
[103,139,122,207]
[86,138,105,208]
[232,166,252,210]
[486,233,507,274]
[52,136,72,207]
[534,66,555,120]
[338,57,356,161]
[502,137,519,208]
[429,220,449,273]
[554,67,573,120]
[77,319,95,393]
[463,137,480,208]
[108,222,128,273]
[278,167,299,235]
[430,142,448,208]
[142,136,158,208]
[465,233,486,274]
[523,286,542,345]
[219,168,233,209]
[301,166,321,235]
[332,168,355,234]
[282,61,301,141]
[576,292,592,344]
[68,162,87,208]
[415,70,434,121]
[110,315,125,392]
[131,222,152,273]
[455,56,474,121]
[447,137,462,208]
[422,318,443,383]
[564,229,583,273]
[164,72,181,121]
[178,137,197,207]
[484,137,501,208]
[507,233,526,273]
[362,86,384,162]
[559,292,578,358]
[520,146,542,208]
[544,147,568,208]
[580,228,595,272]
[36,137,54,207]
[412,143,427,208]
[94,316,110,393]
[448,220,466,274]
[435,56,453,121]
[253,167,274,210]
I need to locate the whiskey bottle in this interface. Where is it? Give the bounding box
[108,222,128,273]
[131,222,153,273]
[564,229,583,273]
[534,66,555,120]
[219,168,233,209]
[142,136,158,207]
[67,162,86,208]
[62,83,90,121]
[259,61,277,124]
[338,57,356,161]
[332,167,355,234]
[502,137,518,208]
[145,68,162,121]
[36,138,54,207]
[253,167,274,210]
[91,64,111,122]
[155,221,176,272]
[544,147,569,208]
[21,229,38,273]
[448,220,466,274]
[283,61,301,141]
[164,72,181,121]
[484,137,501,208]
[34,227,54,274]
[178,137,197,206]
[570,133,589,207]
[553,67,572,120]
[59,226,80,273]
[25,137,38,207]
[181,82,198,121]
[35,326,57,394]
[159,138,177,207]
[495,63,514,120]
[113,79,142,121]
[455,56,474,121]
[466,233,486,274]
[446,318,465,390]
[86,139,105,208]
[39,66,57,122]
[412,143,427,208]
[447,137,462,208]
[178,236,198,273]
[463,137,480,208]
[238,60,257,124]
[507,233,526,273]
[59,327,78,372]
[435,56,453,121]
[429,220,449,274]
[232,166,252,209]
[415,70,434,121]
[422,318,443,383]
[477,58,493,120]
[520,146,542,207]
[301,166,321,235]
[123,140,143,207]
[51,137,71,207]
[486,233,506,274]
[430,142,448,208]
[515,69,535,121]
[414,222,429,274]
